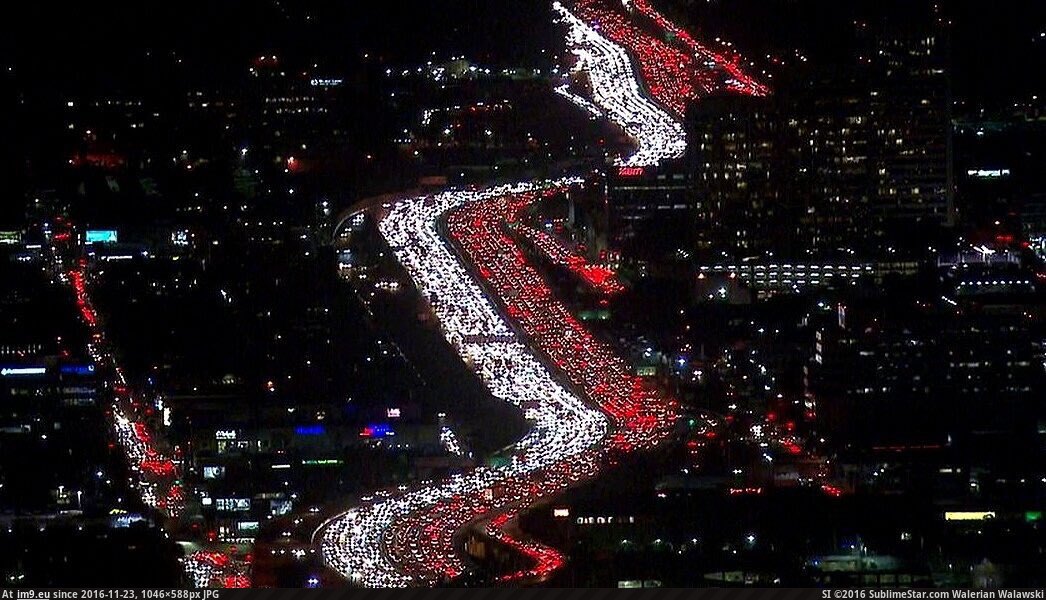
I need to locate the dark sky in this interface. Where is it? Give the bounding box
[4,1,558,92]
[4,0,1043,100]
[2,0,1040,223]
[665,0,1045,104]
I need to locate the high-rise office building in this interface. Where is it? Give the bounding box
[806,301,1042,450]
[687,95,785,258]
[604,160,691,263]
[686,8,952,261]
[861,16,954,243]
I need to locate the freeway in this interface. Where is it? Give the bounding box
[319,0,766,587]
[553,1,686,166]
[320,179,678,586]
[448,186,677,452]
[319,181,612,586]
[513,222,625,297]
[625,0,769,98]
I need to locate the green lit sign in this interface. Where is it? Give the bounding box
[488,456,510,468]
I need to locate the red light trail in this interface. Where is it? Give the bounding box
[320,0,767,586]
[63,262,251,587]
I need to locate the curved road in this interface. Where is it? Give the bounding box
[320,181,612,586]
[319,0,765,587]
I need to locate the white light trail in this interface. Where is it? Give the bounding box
[553,2,686,166]
[320,180,609,587]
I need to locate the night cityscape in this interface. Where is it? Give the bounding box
[2,0,1045,591]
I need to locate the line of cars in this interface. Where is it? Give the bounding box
[553,1,687,166]
[65,259,250,588]
[319,181,610,586]
[318,0,770,586]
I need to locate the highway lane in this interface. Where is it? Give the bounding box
[625,0,769,98]
[377,183,679,584]
[319,180,680,586]
[319,181,611,586]
[319,0,767,587]
[553,1,686,166]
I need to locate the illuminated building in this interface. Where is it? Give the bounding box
[605,161,690,262]
[805,552,931,588]
[862,19,954,241]
[686,13,953,261]
[938,248,1037,298]
[687,94,785,257]
[806,302,1041,449]
[241,56,350,165]
[953,95,1046,247]
[695,262,877,299]
[782,70,874,255]
[1024,194,1046,258]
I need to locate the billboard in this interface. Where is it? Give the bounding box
[271,500,293,516]
[215,498,251,512]
[1,366,47,377]
[203,466,226,480]
[359,423,394,438]
[944,511,995,521]
[110,512,146,528]
[295,424,325,436]
[60,364,96,376]
[86,230,118,244]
